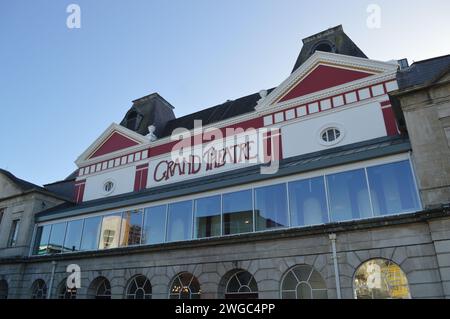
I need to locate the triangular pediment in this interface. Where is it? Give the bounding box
[278,64,375,102]
[89,131,139,158]
[76,123,149,165]
[256,51,399,110]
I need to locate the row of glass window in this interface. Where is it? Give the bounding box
[25,259,411,299]
[33,159,421,255]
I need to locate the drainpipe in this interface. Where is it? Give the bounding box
[47,261,57,299]
[329,233,341,299]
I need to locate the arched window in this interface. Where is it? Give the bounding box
[126,275,152,299]
[0,280,8,299]
[31,279,47,299]
[281,265,328,299]
[57,279,77,299]
[311,41,335,54]
[88,277,111,299]
[354,259,411,299]
[124,111,142,131]
[169,272,201,299]
[225,270,258,299]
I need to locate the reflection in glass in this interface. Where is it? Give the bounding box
[99,213,122,249]
[92,277,111,299]
[326,169,371,222]
[167,201,193,242]
[194,195,221,239]
[367,160,421,216]
[31,279,47,299]
[64,219,83,253]
[34,225,51,255]
[289,177,328,226]
[48,222,66,254]
[143,205,166,245]
[222,190,253,235]
[281,265,327,299]
[169,273,201,299]
[255,184,288,231]
[80,216,101,251]
[354,259,411,299]
[120,210,143,246]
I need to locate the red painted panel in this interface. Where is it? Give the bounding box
[89,132,139,159]
[140,168,148,190]
[134,170,142,192]
[382,106,399,136]
[280,65,374,102]
[73,180,86,203]
[134,165,148,191]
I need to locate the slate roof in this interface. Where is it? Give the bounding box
[36,135,411,222]
[291,25,367,73]
[160,89,275,138]
[396,54,450,91]
[0,169,74,201]
[0,169,44,193]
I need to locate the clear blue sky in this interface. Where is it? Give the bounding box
[1,0,449,186]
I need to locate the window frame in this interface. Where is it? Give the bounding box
[125,275,152,299]
[353,258,411,299]
[8,219,20,247]
[31,154,421,256]
[280,265,328,299]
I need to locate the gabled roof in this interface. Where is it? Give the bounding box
[0,169,43,192]
[0,169,73,201]
[256,51,398,110]
[76,123,150,165]
[396,54,450,91]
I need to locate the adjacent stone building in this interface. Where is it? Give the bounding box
[0,26,449,299]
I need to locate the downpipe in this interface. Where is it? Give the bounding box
[329,233,342,299]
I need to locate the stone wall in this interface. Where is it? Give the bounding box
[1,211,449,299]
[398,77,450,208]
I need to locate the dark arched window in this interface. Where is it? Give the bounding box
[31,279,47,299]
[88,277,111,299]
[0,280,8,299]
[225,270,258,299]
[57,279,77,299]
[281,265,328,299]
[354,259,411,299]
[311,41,335,54]
[169,272,201,299]
[124,111,142,131]
[126,275,152,299]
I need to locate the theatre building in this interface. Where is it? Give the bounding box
[1,25,450,299]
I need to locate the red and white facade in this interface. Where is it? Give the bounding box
[73,52,399,203]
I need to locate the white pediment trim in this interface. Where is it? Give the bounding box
[255,51,399,111]
[75,123,150,166]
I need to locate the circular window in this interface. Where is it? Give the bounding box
[321,128,341,143]
[103,180,115,194]
[318,124,345,146]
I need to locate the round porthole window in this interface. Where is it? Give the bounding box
[321,128,341,143]
[318,124,345,146]
[103,180,115,194]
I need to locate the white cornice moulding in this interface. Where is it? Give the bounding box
[256,51,399,111]
[257,72,397,116]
